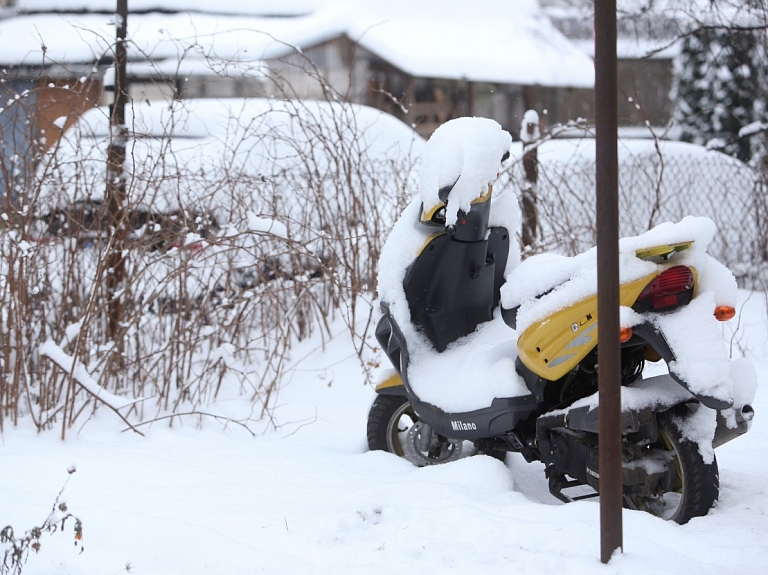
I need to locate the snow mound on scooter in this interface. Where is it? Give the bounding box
[502,216,737,333]
[407,313,529,413]
[418,117,512,226]
[502,216,740,406]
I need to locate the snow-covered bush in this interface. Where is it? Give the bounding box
[1,91,421,435]
[672,25,767,165]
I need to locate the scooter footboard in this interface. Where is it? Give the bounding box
[412,394,538,441]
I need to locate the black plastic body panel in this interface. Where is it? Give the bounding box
[375,304,536,440]
[403,227,509,352]
[633,321,733,410]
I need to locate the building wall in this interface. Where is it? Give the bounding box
[265,36,371,103]
[261,36,592,139]
[617,58,674,126]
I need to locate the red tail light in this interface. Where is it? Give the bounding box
[634,265,694,313]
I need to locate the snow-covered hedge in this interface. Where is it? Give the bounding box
[0,96,422,434]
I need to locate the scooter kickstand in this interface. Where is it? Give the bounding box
[546,466,589,503]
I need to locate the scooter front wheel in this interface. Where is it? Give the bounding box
[367,394,417,456]
[366,395,507,464]
[368,395,467,465]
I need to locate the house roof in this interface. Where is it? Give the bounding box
[344,0,594,87]
[3,0,595,88]
[13,0,321,17]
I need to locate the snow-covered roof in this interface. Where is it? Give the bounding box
[3,0,595,88]
[343,0,593,87]
[0,10,343,70]
[542,0,767,26]
[14,0,322,17]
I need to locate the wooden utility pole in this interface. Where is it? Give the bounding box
[594,0,623,564]
[105,0,129,345]
[521,110,540,251]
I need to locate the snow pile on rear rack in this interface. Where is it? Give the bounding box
[502,216,737,331]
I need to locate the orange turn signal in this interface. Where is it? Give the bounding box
[619,327,633,343]
[714,306,736,321]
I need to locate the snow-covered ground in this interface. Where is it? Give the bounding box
[1,287,766,575]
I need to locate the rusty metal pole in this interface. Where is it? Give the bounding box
[594,0,623,564]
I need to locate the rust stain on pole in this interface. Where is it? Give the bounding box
[594,0,623,564]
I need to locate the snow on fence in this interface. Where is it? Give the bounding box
[505,137,766,288]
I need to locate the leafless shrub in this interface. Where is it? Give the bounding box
[0,54,419,435]
[1,468,82,575]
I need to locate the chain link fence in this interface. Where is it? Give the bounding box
[505,137,766,289]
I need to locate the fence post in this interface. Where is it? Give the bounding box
[105,0,129,346]
[758,160,768,264]
[520,110,540,252]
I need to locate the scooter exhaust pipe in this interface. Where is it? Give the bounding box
[713,405,754,448]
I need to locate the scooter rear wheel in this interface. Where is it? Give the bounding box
[624,410,719,524]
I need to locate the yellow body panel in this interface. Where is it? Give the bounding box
[471,186,494,205]
[375,372,404,392]
[416,231,446,257]
[420,185,493,222]
[635,241,692,261]
[421,202,443,222]
[516,271,663,381]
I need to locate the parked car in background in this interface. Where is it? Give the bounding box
[36,199,219,252]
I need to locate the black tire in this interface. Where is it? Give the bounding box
[625,409,719,524]
[367,394,417,456]
[366,395,508,463]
